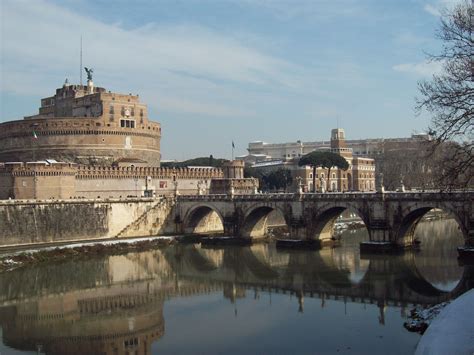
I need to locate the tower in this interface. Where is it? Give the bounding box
[331,128,347,150]
[330,128,352,158]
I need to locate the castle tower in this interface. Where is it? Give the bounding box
[222,160,245,179]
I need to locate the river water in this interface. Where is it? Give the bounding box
[0,218,470,355]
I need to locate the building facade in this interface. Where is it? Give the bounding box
[245,132,431,161]
[0,79,161,166]
[242,128,376,192]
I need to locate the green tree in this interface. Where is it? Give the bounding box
[416,1,473,188]
[298,151,349,192]
[266,168,293,191]
[162,156,228,168]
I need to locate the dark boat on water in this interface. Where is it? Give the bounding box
[275,239,321,250]
[201,236,252,247]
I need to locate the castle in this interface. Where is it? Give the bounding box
[0,75,372,199]
[0,78,161,166]
[0,76,259,199]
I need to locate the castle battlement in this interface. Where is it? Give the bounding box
[75,165,223,180]
[0,162,76,177]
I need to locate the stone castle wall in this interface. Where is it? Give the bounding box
[0,164,224,200]
[0,117,161,165]
[75,166,224,198]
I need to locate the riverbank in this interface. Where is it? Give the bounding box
[0,236,173,272]
[415,288,474,355]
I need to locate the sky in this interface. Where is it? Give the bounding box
[0,0,459,160]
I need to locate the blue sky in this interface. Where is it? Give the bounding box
[0,0,457,159]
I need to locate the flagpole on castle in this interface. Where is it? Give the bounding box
[232,141,235,161]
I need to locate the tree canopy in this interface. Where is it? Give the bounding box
[245,167,293,192]
[298,151,349,191]
[162,155,228,168]
[298,151,349,170]
[416,1,473,188]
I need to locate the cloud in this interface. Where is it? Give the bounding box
[392,61,443,77]
[424,4,441,17]
[156,96,256,118]
[234,0,369,22]
[0,0,306,118]
[423,0,461,17]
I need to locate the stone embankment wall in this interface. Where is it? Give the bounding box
[0,198,177,248]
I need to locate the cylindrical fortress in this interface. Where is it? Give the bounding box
[0,118,161,165]
[0,81,162,166]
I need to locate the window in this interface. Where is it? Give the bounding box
[120,119,135,128]
[109,105,114,114]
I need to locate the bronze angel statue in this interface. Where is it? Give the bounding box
[84,67,93,81]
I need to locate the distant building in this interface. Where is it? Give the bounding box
[240,128,376,192]
[245,132,431,160]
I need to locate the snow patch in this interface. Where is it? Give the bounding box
[415,289,474,355]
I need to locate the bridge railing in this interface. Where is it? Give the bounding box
[176,190,474,202]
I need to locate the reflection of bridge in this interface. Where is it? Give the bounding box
[0,246,472,354]
[164,244,473,306]
[175,192,474,250]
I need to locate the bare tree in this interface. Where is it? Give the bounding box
[416,0,473,189]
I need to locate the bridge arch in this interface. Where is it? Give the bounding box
[394,203,467,246]
[240,204,290,239]
[307,203,370,243]
[182,203,224,235]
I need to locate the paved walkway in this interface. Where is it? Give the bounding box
[415,288,474,355]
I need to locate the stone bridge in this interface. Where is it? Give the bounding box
[174,191,474,250]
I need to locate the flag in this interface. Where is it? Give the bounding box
[33,130,38,140]
[232,141,235,149]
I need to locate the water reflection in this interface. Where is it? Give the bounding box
[0,220,471,354]
[414,218,464,291]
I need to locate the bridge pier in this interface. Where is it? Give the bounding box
[288,217,307,240]
[361,224,419,254]
[223,216,239,237]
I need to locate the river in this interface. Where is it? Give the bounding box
[0,218,470,354]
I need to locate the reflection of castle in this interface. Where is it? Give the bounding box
[0,244,469,354]
[1,289,165,355]
[0,252,221,355]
